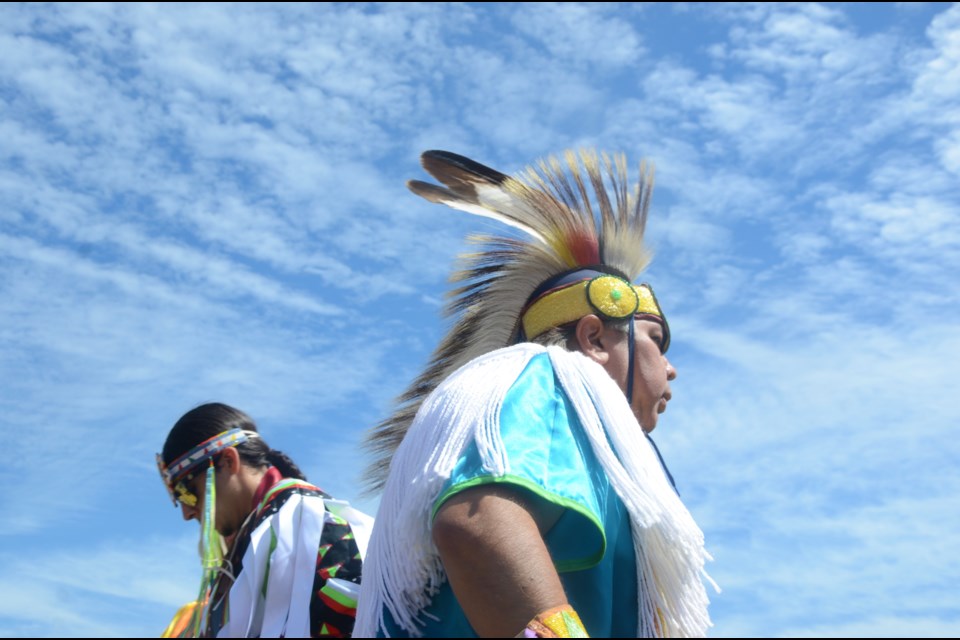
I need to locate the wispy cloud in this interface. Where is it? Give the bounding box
[509,3,645,68]
[664,312,960,637]
[1,3,958,637]
[0,533,202,638]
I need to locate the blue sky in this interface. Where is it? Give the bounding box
[1,2,958,637]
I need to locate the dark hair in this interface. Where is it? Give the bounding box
[162,402,307,481]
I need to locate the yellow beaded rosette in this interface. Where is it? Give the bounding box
[521,273,667,346]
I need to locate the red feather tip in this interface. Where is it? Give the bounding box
[566,231,600,266]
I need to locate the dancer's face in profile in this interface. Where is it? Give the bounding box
[576,315,676,432]
[177,449,245,537]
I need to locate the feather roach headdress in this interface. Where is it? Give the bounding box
[363,149,667,492]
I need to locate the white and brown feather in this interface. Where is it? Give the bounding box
[363,149,655,493]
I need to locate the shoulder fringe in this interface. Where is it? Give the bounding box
[354,344,715,638]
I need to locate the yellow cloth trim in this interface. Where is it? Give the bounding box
[161,600,201,638]
[522,278,663,340]
[516,604,589,638]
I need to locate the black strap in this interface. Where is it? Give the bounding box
[645,433,679,495]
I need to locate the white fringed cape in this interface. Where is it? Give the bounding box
[355,343,715,638]
[214,489,373,637]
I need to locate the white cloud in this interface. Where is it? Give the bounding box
[936,129,960,175]
[913,4,960,108]
[1,4,959,637]
[875,4,960,142]
[776,230,831,264]
[0,226,396,539]
[824,191,960,263]
[720,3,898,85]
[0,533,202,638]
[509,3,644,67]
[662,314,960,637]
[782,615,960,639]
[640,61,803,158]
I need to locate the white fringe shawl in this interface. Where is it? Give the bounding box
[355,343,715,638]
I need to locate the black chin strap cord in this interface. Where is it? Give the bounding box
[625,316,635,405]
[645,433,678,495]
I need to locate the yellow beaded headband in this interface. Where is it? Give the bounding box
[521,272,670,352]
